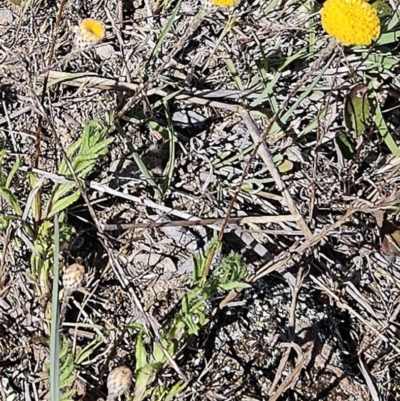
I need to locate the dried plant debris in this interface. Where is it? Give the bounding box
[0,0,400,400]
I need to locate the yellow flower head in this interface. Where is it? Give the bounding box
[321,0,380,46]
[75,19,105,50]
[207,0,238,7]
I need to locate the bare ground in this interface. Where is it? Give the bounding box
[1,0,400,400]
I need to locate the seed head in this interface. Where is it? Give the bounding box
[62,263,85,294]
[106,366,133,401]
[75,19,105,50]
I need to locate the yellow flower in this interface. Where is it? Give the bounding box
[321,0,380,46]
[75,19,105,50]
[208,0,238,7]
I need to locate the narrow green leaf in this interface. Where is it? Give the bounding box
[251,71,281,109]
[371,91,400,156]
[161,103,176,196]
[134,364,160,401]
[152,341,166,364]
[376,30,400,45]
[387,6,400,30]
[132,151,163,198]
[366,54,399,71]
[74,337,104,365]
[48,191,80,218]
[147,120,170,138]
[344,83,370,137]
[60,390,75,401]
[0,187,22,215]
[51,183,76,205]
[336,132,356,159]
[372,0,392,18]
[225,59,244,91]
[5,156,20,189]
[59,353,75,387]
[218,281,251,290]
[50,214,61,401]
[273,52,334,135]
[146,0,183,71]
[136,331,148,371]
[164,381,187,401]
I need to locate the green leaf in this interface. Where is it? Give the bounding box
[60,390,75,401]
[0,215,19,229]
[160,103,176,196]
[50,214,61,401]
[74,337,104,365]
[376,30,400,45]
[270,52,335,136]
[371,91,400,156]
[48,191,80,218]
[136,331,148,371]
[147,120,170,138]
[131,151,163,198]
[372,0,392,18]
[251,71,281,109]
[5,156,20,189]
[336,132,356,159]
[164,381,187,401]
[218,281,252,290]
[51,183,76,205]
[344,83,370,137]
[58,121,111,179]
[366,54,399,71]
[0,187,22,215]
[277,159,293,173]
[145,0,183,71]
[152,339,168,363]
[387,6,400,30]
[60,353,75,388]
[225,58,244,91]
[134,363,160,401]
[48,120,112,215]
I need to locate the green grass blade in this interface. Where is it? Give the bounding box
[387,7,400,30]
[371,91,400,156]
[48,191,80,218]
[6,156,20,189]
[147,120,170,138]
[225,58,244,91]
[74,337,104,365]
[50,214,61,401]
[271,52,335,136]
[132,151,163,198]
[115,122,163,198]
[0,187,22,216]
[145,0,183,71]
[376,30,400,45]
[250,71,281,109]
[161,103,176,195]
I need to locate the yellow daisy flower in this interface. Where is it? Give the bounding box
[208,0,238,7]
[321,0,380,46]
[75,19,105,50]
